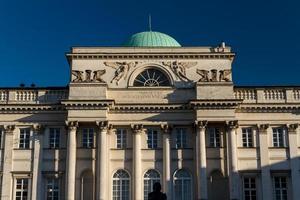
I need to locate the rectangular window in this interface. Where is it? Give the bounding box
[208,128,220,147]
[0,129,2,149]
[47,178,59,200]
[243,177,256,200]
[49,128,60,149]
[82,128,94,148]
[19,129,30,149]
[274,177,288,200]
[15,178,29,200]
[116,129,127,149]
[242,128,253,147]
[147,129,158,149]
[176,128,187,149]
[272,128,286,147]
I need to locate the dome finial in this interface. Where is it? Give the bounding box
[148,14,152,31]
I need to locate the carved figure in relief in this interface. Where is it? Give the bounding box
[219,69,231,82]
[93,70,106,83]
[210,69,218,81]
[72,70,84,82]
[85,70,92,82]
[196,69,209,82]
[104,62,137,85]
[162,61,197,82]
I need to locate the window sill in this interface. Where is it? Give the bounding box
[13,148,32,150]
[268,147,289,149]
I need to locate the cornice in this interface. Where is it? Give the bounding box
[61,100,114,110]
[190,99,242,109]
[111,104,190,113]
[0,104,66,114]
[237,104,300,113]
[67,53,235,60]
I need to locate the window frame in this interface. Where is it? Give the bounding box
[49,128,60,149]
[208,127,221,148]
[147,128,158,149]
[242,128,254,148]
[14,177,30,200]
[243,176,257,200]
[46,178,60,200]
[112,169,131,200]
[19,128,31,149]
[175,128,187,149]
[273,176,288,200]
[272,127,287,148]
[82,128,94,148]
[143,169,161,200]
[173,169,192,200]
[116,129,127,149]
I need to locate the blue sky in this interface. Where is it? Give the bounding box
[0,0,299,87]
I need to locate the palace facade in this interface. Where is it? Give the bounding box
[0,31,299,200]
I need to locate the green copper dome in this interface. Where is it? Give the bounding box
[123,31,181,47]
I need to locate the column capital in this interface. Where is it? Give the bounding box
[288,123,298,133]
[257,124,270,133]
[131,124,144,134]
[65,121,79,131]
[3,125,15,134]
[195,120,208,130]
[226,120,238,130]
[160,124,173,134]
[96,121,112,131]
[32,124,44,134]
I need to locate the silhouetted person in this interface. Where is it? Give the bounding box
[148,182,167,200]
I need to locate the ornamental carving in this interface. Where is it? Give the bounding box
[3,125,15,133]
[160,124,172,134]
[131,124,144,134]
[227,120,239,129]
[104,62,138,85]
[196,69,231,82]
[71,70,106,83]
[162,61,197,82]
[96,121,112,132]
[195,120,208,129]
[65,121,79,131]
[288,124,298,132]
[32,124,44,133]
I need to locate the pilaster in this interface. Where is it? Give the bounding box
[195,120,208,200]
[0,125,15,200]
[31,124,44,200]
[161,124,172,198]
[96,121,110,200]
[227,120,239,200]
[131,124,144,200]
[287,124,300,199]
[65,121,78,200]
[258,124,272,200]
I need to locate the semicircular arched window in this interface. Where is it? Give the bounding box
[133,68,171,87]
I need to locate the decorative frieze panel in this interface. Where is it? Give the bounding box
[104,62,138,85]
[71,70,106,83]
[196,69,231,82]
[162,61,197,82]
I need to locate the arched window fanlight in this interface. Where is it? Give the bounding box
[133,68,171,87]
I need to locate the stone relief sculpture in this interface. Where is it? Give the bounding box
[104,62,138,85]
[71,69,106,83]
[93,70,106,83]
[196,69,232,82]
[219,69,231,82]
[72,70,84,82]
[196,69,209,82]
[162,61,197,82]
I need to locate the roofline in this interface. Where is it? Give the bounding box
[0,86,68,90]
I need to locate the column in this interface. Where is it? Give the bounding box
[31,124,44,200]
[96,121,109,200]
[195,120,208,200]
[65,121,78,200]
[131,124,143,200]
[258,124,272,200]
[288,124,300,199]
[227,120,239,200]
[1,125,15,200]
[161,124,172,198]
